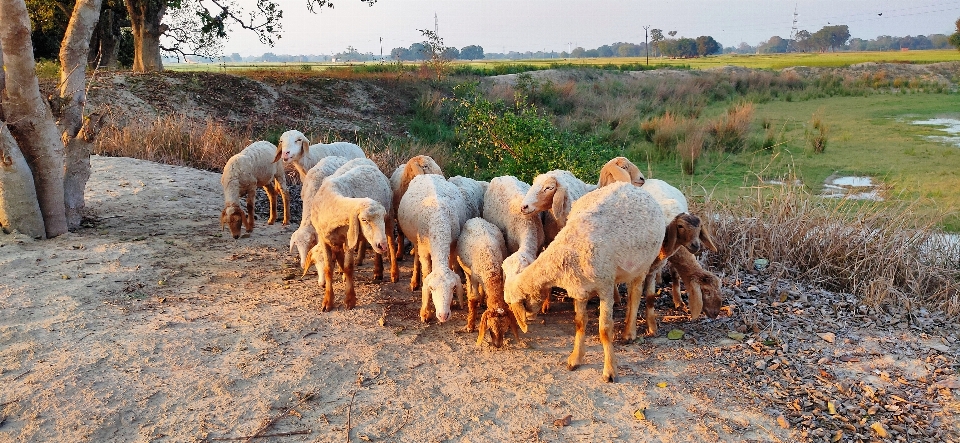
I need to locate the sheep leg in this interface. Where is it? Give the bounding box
[276,178,290,225]
[466,295,481,333]
[263,184,277,225]
[372,251,384,282]
[567,298,588,372]
[644,273,659,336]
[355,240,367,267]
[410,244,421,292]
[244,189,256,234]
[321,245,337,312]
[623,276,645,342]
[386,218,399,283]
[344,245,357,309]
[418,252,432,322]
[598,291,618,383]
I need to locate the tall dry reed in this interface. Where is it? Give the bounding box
[708,102,754,152]
[703,179,960,318]
[676,128,704,175]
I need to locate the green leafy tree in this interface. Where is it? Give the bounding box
[418,28,453,81]
[649,28,663,56]
[570,46,585,58]
[460,44,483,60]
[695,35,720,56]
[950,18,960,51]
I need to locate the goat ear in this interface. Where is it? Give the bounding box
[476,311,490,346]
[699,221,718,252]
[551,185,570,227]
[662,218,679,256]
[347,214,361,251]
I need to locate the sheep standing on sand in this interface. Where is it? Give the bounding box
[519,170,597,245]
[303,164,396,311]
[456,217,519,347]
[390,156,444,261]
[274,130,365,179]
[220,141,290,239]
[289,156,349,269]
[505,182,665,383]
[398,174,469,323]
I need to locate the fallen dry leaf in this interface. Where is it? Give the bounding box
[777,415,789,429]
[633,409,646,420]
[870,422,888,438]
[818,332,836,343]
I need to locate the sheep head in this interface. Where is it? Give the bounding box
[662,213,704,258]
[477,306,520,348]
[503,253,539,333]
[221,203,245,239]
[407,155,443,176]
[520,175,561,216]
[423,267,461,323]
[350,200,389,254]
[290,225,318,269]
[598,156,645,187]
[700,273,723,319]
[275,130,310,163]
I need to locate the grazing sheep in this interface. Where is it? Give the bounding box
[274,129,365,179]
[448,176,488,220]
[398,174,469,323]
[519,170,597,245]
[598,156,645,187]
[303,164,396,311]
[289,156,350,269]
[456,217,519,347]
[667,247,723,320]
[220,141,290,239]
[391,156,444,262]
[505,182,665,383]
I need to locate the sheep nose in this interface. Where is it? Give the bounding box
[232,234,240,239]
[437,312,451,323]
[520,204,529,212]
[376,242,388,253]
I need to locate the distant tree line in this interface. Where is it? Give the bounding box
[725,25,953,54]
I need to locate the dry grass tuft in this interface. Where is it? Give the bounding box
[708,102,754,152]
[703,178,960,318]
[95,115,250,172]
[676,128,705,175]
[808,111,828,154]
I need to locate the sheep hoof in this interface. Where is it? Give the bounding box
[602,373,617,383]
[566,362,579,371]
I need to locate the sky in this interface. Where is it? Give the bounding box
[215,0,960,56]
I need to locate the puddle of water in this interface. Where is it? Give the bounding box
[913,118,960,147]
[821,176,883,201]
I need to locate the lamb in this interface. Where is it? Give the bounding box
[391,156,444,261]
[504,182,666,383]
[302,164,396,311]
[456,217,519,347]
[220,141,290,239]
[398,174,470,323]
[519,170,597,244]
[289,156,350,268]
[598,156,646,187]
[274,129,366,179]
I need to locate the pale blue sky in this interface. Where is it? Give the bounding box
[216,0,960,56]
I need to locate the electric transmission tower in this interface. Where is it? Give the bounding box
[788,4,798,52]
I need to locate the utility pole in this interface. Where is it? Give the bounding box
[644,25,650,65]
[380,37,383,61]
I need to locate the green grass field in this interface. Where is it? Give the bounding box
[167,49,960,73]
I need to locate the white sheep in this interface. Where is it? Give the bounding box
[289,156,350,269]
[448,175,488,220]
[504,182,666,383]
[519,170,597,244]
[398,174,469,323]
[390,156,444,262]
[220,141,290,239]
[274,129,366,179]
[455,217,519,347]
[303,164,396,311]
[482,176,544,256]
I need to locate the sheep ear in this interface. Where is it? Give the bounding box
[662,218,679,256]
[220,209,227,232]
[476,311,489,346]
[551,186,570,227]
[599,165,631,187]
[272,144,282,163]
[347,214,361,251]
[300,138,310,158]
[302,247,316,277]
[699,222,718,252]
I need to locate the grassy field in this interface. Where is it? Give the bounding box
[167,49,960,73]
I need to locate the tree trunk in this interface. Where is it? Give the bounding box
[126,0,166,72]
[88,9,119,68]
[58,0,103,228]
[0,0,68,238]
[0,123,45,238]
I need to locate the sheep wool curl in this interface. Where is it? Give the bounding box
[448,176,488,220]
[504,182,665,383]
[220,140,290,239]
[398,174,470,324]
[482,176,544,256]
[289,155,350,270]
[519,169,596,244]
[456,217,518,347]
[275,129,366,179]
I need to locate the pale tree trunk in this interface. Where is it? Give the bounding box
[0,0,69,238]
[0,39,45,238]
[58,0,103,228]
[126,0,167,72]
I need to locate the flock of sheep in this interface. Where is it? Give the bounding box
[219,130,723,383]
